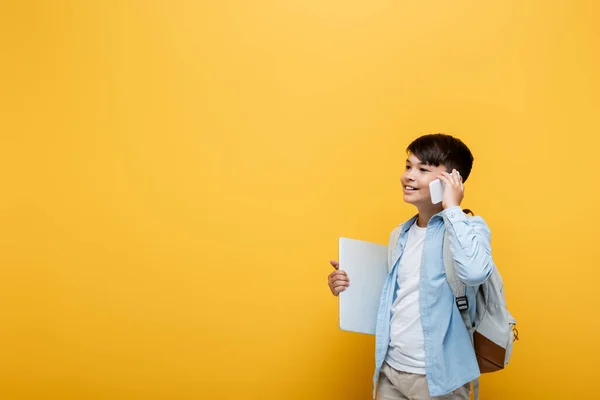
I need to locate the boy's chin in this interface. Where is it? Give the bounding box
[403,194,423,205]
[403,195,435,208]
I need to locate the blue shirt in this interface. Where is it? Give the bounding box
[373,206,494,397]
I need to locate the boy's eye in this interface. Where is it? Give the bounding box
[405,165,410,170]
[420,168,429,172]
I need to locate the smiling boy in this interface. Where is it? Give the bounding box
[328,133,495,399]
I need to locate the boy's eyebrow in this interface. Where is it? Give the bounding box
[406,159,424,166]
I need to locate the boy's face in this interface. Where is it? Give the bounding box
[401,153,449,207]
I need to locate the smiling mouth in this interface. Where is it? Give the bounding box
[404,186,418,191]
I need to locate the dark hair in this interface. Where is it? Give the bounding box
[406,133,474,182]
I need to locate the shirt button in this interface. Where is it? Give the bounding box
[450,212,455,218]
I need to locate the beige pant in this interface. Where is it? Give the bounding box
[376,363,471,400]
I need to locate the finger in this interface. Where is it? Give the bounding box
[329,270,347,279]
[332,280,350,289]
[453,170,462,184]
[438,173,452,186]
[331,273,350,283]
[330,274,349,287]
[334,286,348,295]
[451,170,461,185]
[329,260,339,270]
[441,171,458,186]
[330,272,349,281]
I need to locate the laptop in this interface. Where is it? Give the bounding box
[338,237,388,335]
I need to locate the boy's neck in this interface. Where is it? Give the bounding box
[415,205,444,228]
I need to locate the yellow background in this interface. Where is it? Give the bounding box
[1,1,599,399]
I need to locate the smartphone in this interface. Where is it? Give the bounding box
[429,179,444,204]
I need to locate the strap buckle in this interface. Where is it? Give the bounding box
[456,296,469,311]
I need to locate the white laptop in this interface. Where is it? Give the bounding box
[338,237,389,335]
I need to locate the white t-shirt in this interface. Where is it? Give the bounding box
[385,222,427,374]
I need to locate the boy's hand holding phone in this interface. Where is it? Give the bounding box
[430,169,464,209]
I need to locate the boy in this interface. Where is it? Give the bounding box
[327,134,494,399]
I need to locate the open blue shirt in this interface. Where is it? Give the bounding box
[373,206,494,397]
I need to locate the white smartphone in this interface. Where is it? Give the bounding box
[429,179,444,204]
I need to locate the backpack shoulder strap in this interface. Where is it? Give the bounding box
[443,231,467,308]
[443,227,475,330]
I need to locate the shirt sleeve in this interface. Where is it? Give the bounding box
[442,206,494,286]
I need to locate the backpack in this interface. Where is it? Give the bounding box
[442,221,517,373]
[442,211,518,399]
